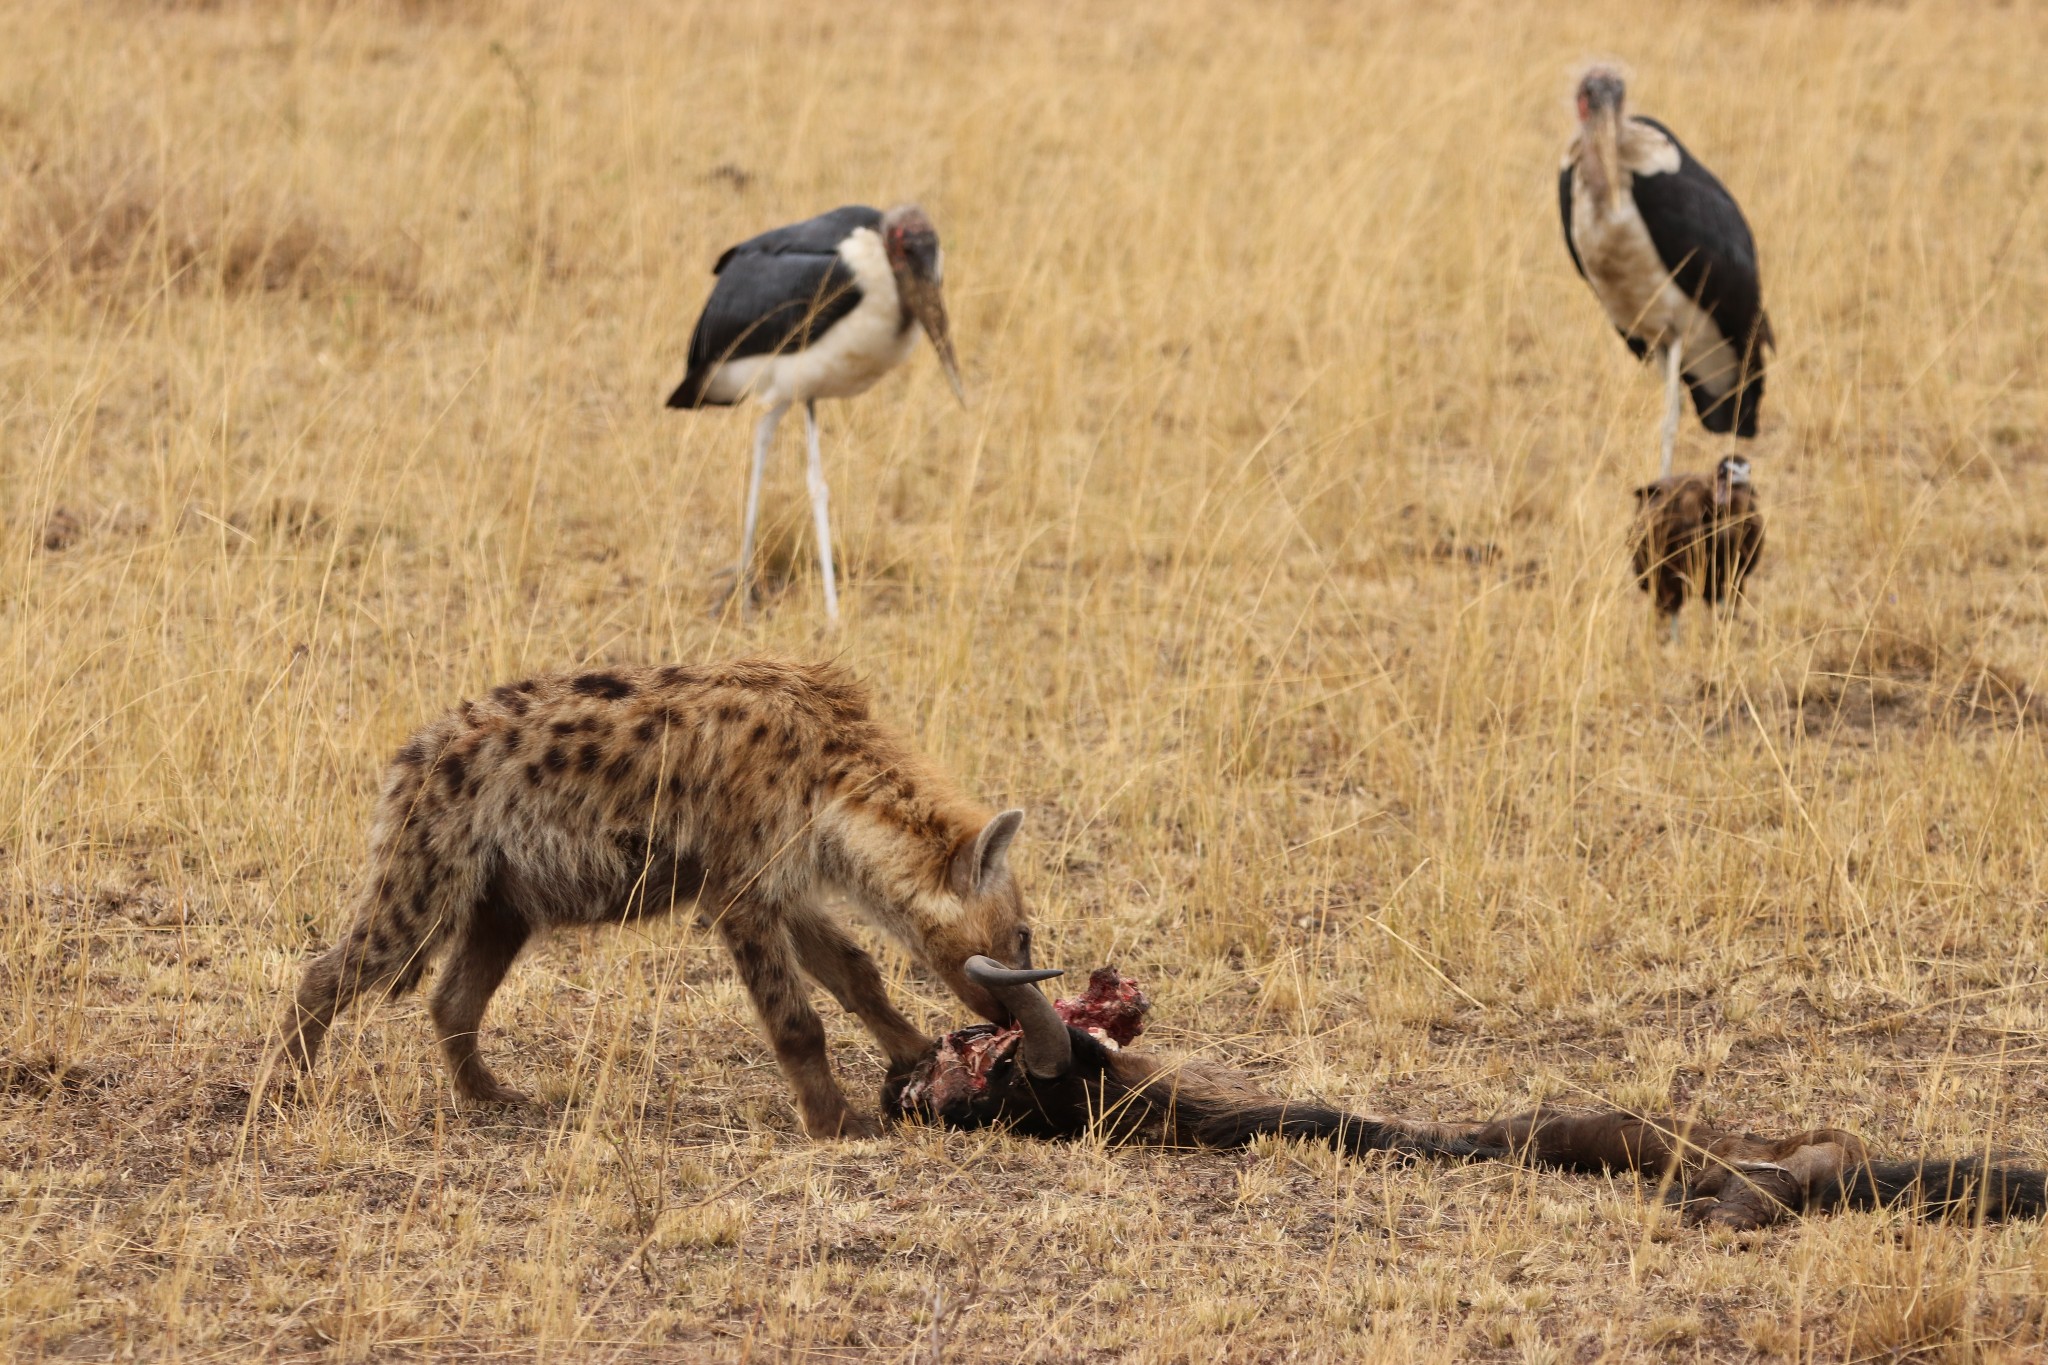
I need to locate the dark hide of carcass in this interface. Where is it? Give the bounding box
[1402,1109,2048,1230]
[882,964,1492,1162]
[886,964,2048,1231]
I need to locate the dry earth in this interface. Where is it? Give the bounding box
[3,0,2047,1359]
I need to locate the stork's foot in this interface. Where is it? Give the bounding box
[709,568,764,621]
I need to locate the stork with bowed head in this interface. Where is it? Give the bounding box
[1560,66,1773,477]
[667,204,967,622]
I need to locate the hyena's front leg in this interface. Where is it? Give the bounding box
[428,894,532,1106]
[715,904,878,1140]
[787,909,930,1070]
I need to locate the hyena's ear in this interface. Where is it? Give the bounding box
[951,809,1024,896]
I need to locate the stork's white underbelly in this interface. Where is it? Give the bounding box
[701,226,921,407]
[1571,178,1739,402]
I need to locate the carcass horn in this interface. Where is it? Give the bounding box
[964,955,1072,1079]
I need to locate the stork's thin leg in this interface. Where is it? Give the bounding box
[1668,614,1682,647]
[1659,340,1685,479]
[735,401,789,617]
[803,400,840,623]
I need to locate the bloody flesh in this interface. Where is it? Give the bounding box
[891,967,1148,1115]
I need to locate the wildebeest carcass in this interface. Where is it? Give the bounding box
[883,961,1493,1162]
[888,963,2048,1230]
[1631,454,1763,641]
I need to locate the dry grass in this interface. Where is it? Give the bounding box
[4,0,2048,1358]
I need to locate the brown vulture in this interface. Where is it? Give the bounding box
[1631,455,1763,639]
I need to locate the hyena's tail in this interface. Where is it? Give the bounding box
[273,730,483,1077]
[1815,1157,2048,1222]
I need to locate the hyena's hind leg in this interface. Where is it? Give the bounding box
[787,909,930,1070]
[427,889,532,1106]
[272,812,482,1091]
[273,891,445,1084]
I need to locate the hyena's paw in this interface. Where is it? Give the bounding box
[264,1075,310,1106]
[452,1072,536,1113]
[805,1105,884,1141]
[258,1053,316,1105]
[454,1077,534,1109]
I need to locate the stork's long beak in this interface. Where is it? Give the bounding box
[902,273,968,408]
[1587,105,1622,214]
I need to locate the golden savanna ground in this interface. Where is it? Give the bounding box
[4,0,2047,1358]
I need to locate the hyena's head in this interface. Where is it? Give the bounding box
[924,809,1038,1025]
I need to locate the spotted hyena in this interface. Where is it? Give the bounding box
[273,657,1038,1139]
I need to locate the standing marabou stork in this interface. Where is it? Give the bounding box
[1561,67,1773,477]
[666,204,966,621]
[1631,454,1763,640]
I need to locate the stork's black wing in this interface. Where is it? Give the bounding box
[666,206,883,409]
[709,204,882,273]
[1629,118,1772,433]
[1558,165,1587,281]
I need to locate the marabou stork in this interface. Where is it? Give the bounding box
[1630,454,1763,640]
[667,204,966,621]
[1561,67,1773,477]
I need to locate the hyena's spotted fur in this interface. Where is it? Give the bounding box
[274,657,1037,1139]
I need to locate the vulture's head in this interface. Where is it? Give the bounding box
[1714,455,1753,509]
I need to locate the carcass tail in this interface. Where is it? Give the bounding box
[1816,1158,2048,1222]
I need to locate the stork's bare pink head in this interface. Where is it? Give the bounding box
[1572,66,1629,212]
[1575,66,1627,122]
[881,204,967,408]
